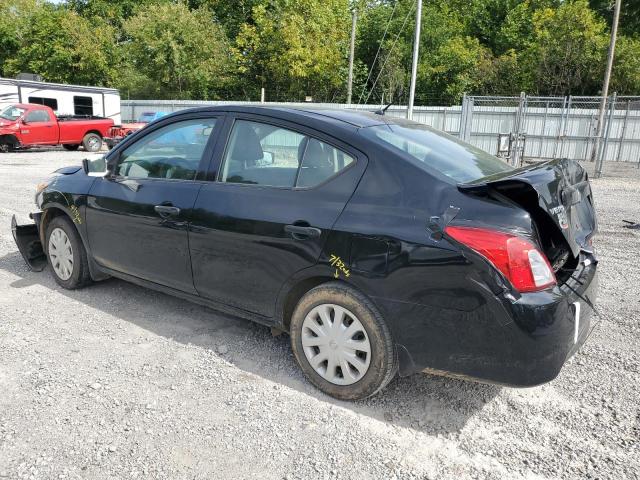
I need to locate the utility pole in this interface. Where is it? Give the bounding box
[347,9,357,105]
[592,0,622,177]
[407,0,422,119]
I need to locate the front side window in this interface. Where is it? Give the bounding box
[362,123,513,184]
[116,118,216,180]
[220,120,355,188]
[25,110,52,123]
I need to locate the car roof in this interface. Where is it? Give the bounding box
[175,105,399,129]
[12,103,45,109]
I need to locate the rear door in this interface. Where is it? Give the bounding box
[86,114,222,293]
[22,108,58,144]
[189,115,367,317]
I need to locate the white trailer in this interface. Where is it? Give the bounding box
[0,77,121,125]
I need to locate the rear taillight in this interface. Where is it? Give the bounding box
[444,226,556,293]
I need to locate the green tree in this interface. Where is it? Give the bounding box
[235,0,351,102]
[0,0,38,77]
[589,0,640,37]
[67,0,155,27]
[3,2,118,86]
[187,0,269,38]
[611,36,640,94]
[121,2,232,99]
[523,0,609,95]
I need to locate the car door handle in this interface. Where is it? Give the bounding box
[154,205,180,217]
[285,224,321,240]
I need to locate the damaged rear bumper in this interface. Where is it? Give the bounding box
[379,252,599,387]
[11,212,46,271]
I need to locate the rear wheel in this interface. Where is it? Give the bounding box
[290,282,397,400]
[62,144,80,151]
[45,215,92,289]
[82,133,102,152]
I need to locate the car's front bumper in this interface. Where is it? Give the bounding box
[378,252,599,387]
[11,212,46,271]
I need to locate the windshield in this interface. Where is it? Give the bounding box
[362,122,513,183]
[0,105,25,121]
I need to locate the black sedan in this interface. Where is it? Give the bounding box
[12,106,598,400]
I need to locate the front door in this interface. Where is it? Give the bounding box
[86,115,221,293]
[189,116,366,317]
[22,108,57,144]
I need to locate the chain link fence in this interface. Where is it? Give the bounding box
[121,94,640,176]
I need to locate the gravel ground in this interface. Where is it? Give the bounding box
[0,149,638,480]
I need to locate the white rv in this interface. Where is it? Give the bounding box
[0,77,121,125]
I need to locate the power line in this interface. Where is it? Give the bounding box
[356,1,399,105]
[362,1,416,106]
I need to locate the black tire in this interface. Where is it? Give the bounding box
[63,144,80,151]
[290,282,397,400]
[45,215,92,289]
[82,133,102,152]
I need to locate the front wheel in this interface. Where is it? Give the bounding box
[82,133,102,152]
[45,215,92,289]
[290,282,397,400]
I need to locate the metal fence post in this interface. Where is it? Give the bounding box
[596,92,616,177]
[560,96,573,158]
[511,92,526,166]
[553,96,568,159]
[459,94,468,140]
[616,98,630,162]
[539,100,549,159]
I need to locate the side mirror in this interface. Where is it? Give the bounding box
[82,154,109,177]
[21,119,28,125]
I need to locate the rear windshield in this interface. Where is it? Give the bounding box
[361,123,513,183]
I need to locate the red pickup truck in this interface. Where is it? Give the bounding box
[0,104,114,153]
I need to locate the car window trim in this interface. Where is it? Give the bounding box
[109,112,224,183]
[213,114,361,191]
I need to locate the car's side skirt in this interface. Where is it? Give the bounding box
[96,264,277,328]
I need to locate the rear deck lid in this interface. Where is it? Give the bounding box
[459,158,597,257]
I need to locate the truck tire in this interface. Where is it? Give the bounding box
[82,133,102,152]
[63,144,80,151]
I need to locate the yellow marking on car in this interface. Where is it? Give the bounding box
[69,204,82,224]
[329,254,350,278]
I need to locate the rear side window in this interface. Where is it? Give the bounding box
[220,120,355,188]
[297,138,354,188]
[25,109,52,123]
[362,123,512,183]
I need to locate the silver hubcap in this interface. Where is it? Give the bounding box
[87,137,99,150]
[48,228,73,280]
[301,304,371,386]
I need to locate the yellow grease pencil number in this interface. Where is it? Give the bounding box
[329,254,350,278]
